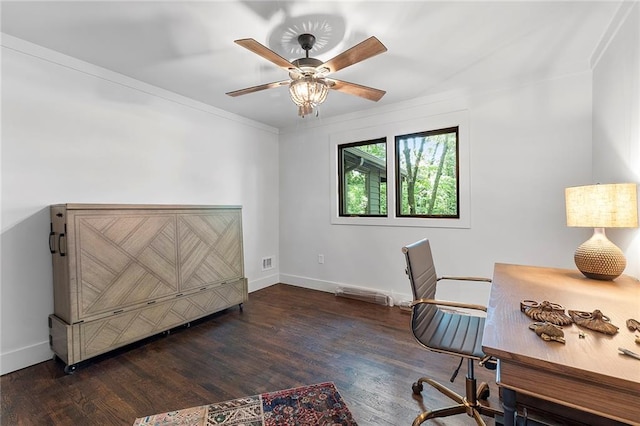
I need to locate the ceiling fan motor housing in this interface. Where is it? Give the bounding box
[290,57,324,79]
[292,33,323,78]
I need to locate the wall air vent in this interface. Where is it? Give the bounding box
[335,286,393,306]
[262,256,274,271]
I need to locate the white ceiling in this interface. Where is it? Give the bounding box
[1,1,622,129]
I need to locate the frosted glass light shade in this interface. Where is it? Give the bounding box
[289,77,328,106]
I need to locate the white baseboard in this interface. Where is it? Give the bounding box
[1,340,51,375]
[279,274,337,293]
[248,274,280,293]
[279,273,413,305]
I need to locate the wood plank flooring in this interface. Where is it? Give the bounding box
[1,284,500,425]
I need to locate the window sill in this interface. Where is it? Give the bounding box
[331,215,470,229]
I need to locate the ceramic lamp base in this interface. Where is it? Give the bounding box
[574,228,626,281]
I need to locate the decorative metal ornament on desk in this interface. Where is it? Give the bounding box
[529,322,566,343]
[521,300,573,326]
[626,318,640,332]
[568,309,619,335]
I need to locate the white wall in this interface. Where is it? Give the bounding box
[278,72,593,305]
[2,2,635,375]
[0,35,281,374]
[592,2,640,278]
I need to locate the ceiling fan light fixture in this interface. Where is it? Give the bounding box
[229,34,387,118]
[289,76,329,117]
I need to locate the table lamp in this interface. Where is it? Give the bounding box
[565,183,638,280]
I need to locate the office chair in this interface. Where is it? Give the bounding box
[402,238,502,426]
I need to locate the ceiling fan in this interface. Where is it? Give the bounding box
[226,33,387,117]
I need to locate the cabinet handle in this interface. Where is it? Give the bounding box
[58,224,67,257]
[58,233,66,256]
[49,223,56,254]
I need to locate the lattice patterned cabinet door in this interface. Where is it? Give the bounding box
[194,280,247,312]
[78,282,245,360]
[76,213,179,319]
[178,209,244,290]
[79,295,203,359]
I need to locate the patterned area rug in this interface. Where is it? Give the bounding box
[133,382,358,425]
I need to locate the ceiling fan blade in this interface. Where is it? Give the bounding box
[328,79,386,102]
[322,36,387,74]
[226,80,290,97]
[234,38,297,70]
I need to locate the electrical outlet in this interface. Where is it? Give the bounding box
[318,254,324,264]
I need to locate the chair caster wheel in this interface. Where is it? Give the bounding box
[412,382,423,395]
[477,382,491,400]
[479,388,490,400]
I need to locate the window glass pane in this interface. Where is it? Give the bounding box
[338,139,387,216]
[396,127,459,218]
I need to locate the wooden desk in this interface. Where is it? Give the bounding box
[482,263,640,426]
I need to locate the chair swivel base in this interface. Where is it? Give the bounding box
[411,376,502,426]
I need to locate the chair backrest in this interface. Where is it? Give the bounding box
[402,238,439,336]
[403,238,486,359]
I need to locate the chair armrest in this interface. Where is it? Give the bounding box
[411,298,487,312]
[438,276,492,283]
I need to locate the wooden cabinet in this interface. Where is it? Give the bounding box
[48,204,247,372]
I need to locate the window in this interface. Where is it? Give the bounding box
[395,127,459,218]
[330,110,469,228]
[338,138,387,216]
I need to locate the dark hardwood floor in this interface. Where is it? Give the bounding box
[1,284,500,425]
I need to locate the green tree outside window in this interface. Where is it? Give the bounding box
[338,139,387,216]
[396,127,459,218]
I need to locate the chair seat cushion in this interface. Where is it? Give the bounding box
[415,309,485,359]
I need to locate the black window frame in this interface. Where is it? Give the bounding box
[395,126,460,219]
[338,137,388,217]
